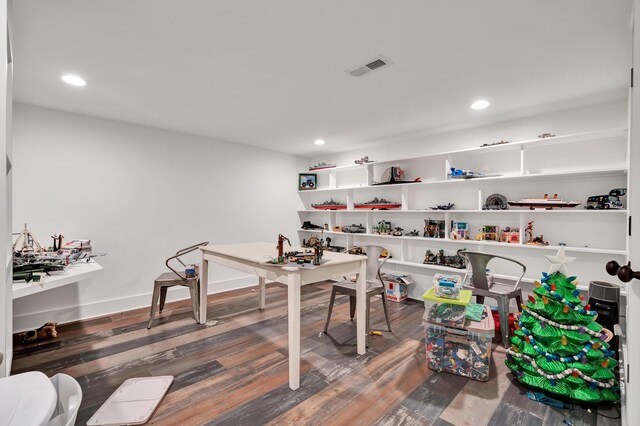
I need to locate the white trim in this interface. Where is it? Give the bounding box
[12,275,259,333]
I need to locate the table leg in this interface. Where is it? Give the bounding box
[287,272,301,390]
[356,259,367,355]
[199,252,208,324]
[258,276,266,310]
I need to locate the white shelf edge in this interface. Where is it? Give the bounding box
[300,127,627,174]
[12,260,104,299]
[298,167,628,193]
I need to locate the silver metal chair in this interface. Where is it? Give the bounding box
[458,250,526,347]
[147,241,209,329]
[324,245,392,336]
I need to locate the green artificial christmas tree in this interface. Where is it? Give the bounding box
[505,247,620,403]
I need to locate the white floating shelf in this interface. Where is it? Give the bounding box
[298,167,628,193]
[300,127,627,175]
[13,260,103,299]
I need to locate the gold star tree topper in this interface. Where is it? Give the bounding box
[545,246,576,275]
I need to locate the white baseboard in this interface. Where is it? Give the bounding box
[13,275,258,333]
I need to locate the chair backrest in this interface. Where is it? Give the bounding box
[458,250,526,291]
[48,373,83,426]
[361,245,389,286]
[166,241,210,281]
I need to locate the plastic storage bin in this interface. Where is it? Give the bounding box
[422,287,472,328]
[423,305,495,381]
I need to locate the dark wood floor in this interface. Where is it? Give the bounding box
[13,282,621,425]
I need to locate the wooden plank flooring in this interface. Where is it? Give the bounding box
[13,282,621,425]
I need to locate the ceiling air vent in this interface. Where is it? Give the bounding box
[347,56,391,77]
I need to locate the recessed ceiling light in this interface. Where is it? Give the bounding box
[61,75,87,87]
[470,100,490,110]
[314,139,325,146]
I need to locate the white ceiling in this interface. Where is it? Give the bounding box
[12,0,632,156]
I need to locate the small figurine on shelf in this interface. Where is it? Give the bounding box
[450,222,469,240]
[476,225,500,241]
[424,219,445,238]
[342,224,366,233]
[501,226,520,243]
[355,156,375,165]
[483,193,508,210]
[405,229,420,237]
[525,221,549,246]
[391,227,404,236]
[430,203,455,211]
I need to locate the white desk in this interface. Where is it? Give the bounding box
[199,242,367,390]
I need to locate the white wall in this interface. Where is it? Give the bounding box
[12,103,302,332]
[311,99,628,166]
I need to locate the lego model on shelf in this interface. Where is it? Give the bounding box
[309,161,336,171]
[508,193,581,209]
[501,227,520,243]
[483,193,508,210]
[424,219,446,239]
[373,166,421,185]
[433,273,463,299]
[354,197,402,210]
[354,156,375,165]
[430,203,455,211]
[585,188,626,210]
[311,198,347,210]
[424,249,466,269]
[373,220,392,235]
[449,168,493,179]
[298,173,317,190]
[481,140,510,147]
[342,223,367,233]
[525,221,549,246]
[538,132,556,138]
[391,227,404,237]
[450,222,470,240]
[506,248,619,403]
[12,224,106,283]
[405,229,420,237]
[301,221,324,230]
[476,225,500,241]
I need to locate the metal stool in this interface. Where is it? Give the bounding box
[458,250,526,347]
[324,245,392,336]
[147,241,209,329]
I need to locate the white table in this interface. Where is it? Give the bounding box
[199,242,368,390]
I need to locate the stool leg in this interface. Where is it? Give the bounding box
[381,292,392,332]
[324,288,337,333]
[349,295,356,321]
[159,287,168,313]
[148,283,161,329]
[515,291,523,312]
[188,282,200,324]
[498,297,510,347]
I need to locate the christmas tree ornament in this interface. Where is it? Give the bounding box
[563,305,569,313]
[561,335,568,346]
[542,295,549,305]
[528,295,536,303]
[545,246,576,275]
